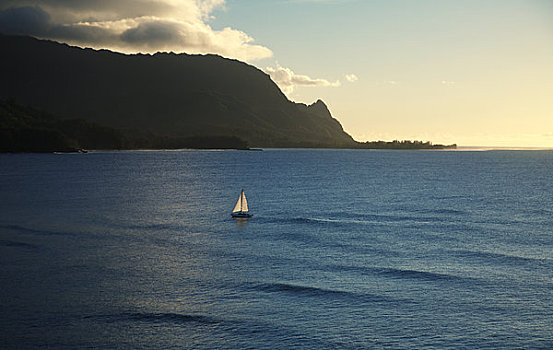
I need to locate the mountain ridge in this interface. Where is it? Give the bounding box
[0,34,356,148]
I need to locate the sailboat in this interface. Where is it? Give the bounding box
[231,189,253,218]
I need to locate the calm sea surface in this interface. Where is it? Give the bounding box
[1,149,552,349]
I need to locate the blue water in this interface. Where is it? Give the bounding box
[1,149,552,349]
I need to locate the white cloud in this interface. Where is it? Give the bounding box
[265,63,341,94]
[198,0,227,19]
[345,73,358,82]
[0,1,272,61]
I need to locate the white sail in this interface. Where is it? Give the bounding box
[232,191,243,213]
[231,189,252,217]
[241,191,249,212]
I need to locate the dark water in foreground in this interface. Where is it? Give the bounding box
[1,149,552,349]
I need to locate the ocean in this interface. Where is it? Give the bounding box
[1,149,552,349]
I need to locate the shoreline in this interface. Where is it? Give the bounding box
[4,146,553,154]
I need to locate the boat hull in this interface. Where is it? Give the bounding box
[231,212,253,218]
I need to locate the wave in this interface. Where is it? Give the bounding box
[265,216,388,229]
[325,263,476,283]
[426,208,467,216]
[84,311,335,348]
[266,211,468,229]
[84,312,220,325]
[251,282,400,304]
[300,262,480,286]
[284,217,355,228]
[334,208,468,219]
[527,208,553,216]
[0,239,37,248]
[256,282,347,295]
[0,224,76,237]
[126,223,183,231]
[374,267,465,282]
[451,249,551,266]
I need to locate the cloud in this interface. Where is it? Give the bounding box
[120,20,182,44]
[345,74,358,82]
[265,63,341,94]
[0,6,50,36]
[0,1,272,61]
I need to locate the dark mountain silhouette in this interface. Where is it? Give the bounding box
[0,99,249,152]
[0,34,356,148]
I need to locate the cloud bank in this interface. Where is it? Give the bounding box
[345,74,358,82]
[0,1,272,61]
[265,64,341,94]
[0,1,349,97]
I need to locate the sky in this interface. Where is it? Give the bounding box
[1,0,552,147]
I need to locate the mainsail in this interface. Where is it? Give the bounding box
[240,191,249,212]
[233,189,248,213]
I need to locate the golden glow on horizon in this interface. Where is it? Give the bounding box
[1,0,551,147]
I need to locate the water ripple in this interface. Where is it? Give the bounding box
[0,239,37,248]
[451,249,551,266]
[375,267,464,281]
[250,281,401,304]
[84,312,220,325]
[0,224,76,237]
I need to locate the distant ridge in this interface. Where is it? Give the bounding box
[0,34,356,148]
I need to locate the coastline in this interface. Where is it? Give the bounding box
[5,144,553,154]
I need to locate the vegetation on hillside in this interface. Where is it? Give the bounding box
[357,140,457,150]
[0,100,248,152]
